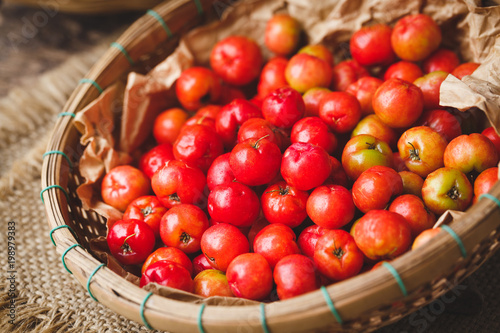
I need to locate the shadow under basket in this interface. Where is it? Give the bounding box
[40,0,500,332]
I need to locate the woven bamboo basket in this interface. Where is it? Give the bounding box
[4,0,164,14]
[40,0,500,332]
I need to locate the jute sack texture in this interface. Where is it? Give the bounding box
[39,0,500,332]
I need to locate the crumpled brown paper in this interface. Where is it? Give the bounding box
[73,0,500,302]
[439,3,500,182]
[433,210,467,228]
[119,41,195,154]
[74,82,131,222]
[440,36,500,133]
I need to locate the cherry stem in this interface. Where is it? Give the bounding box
[332,241,344,259]
[141,206,153,217]
[387,247,398,258]
[196,114,208,125]
[265,185,289,196]
[180,232,191,244]
[123,233,136,244]
[169,193,181,202]
[252,134,270,149]
[120,233,136,253]
[407,142,420,161]
[332,247,344,259]
[447,186,459,200]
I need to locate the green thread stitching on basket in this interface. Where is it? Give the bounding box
[40,185,69,204]
[320,286,343,324]
[441,225,467,258]
[79,78,104,94]
[43,150,73,171]
[140,292,154,330]
[260,303,270,333]
[479,193,500,209]
[61,244,83,274]
[197,303,206,333]
[110,42,135,66]
[87,263,105,302]
[193,0,203,14]
[147,9,173,38]
[58,112,76,118]
[49,225,77,246]
[382,262,408,297]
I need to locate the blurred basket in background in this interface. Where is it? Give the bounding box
[40,0,500,332]
[3,0,165,14]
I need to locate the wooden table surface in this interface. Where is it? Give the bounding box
[0,3,141,97]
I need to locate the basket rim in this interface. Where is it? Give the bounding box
[40,0,500,332]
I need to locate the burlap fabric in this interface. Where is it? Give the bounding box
[1,4,500,333]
